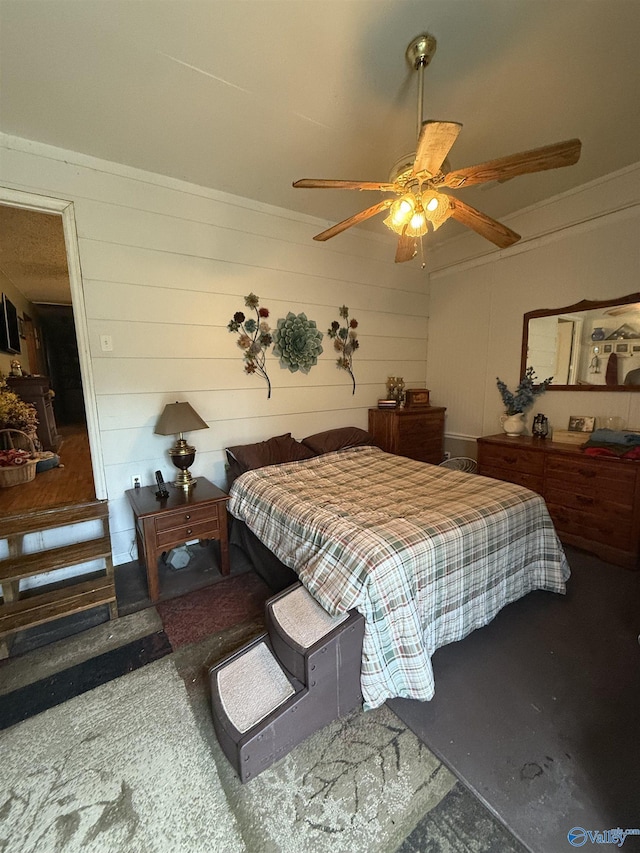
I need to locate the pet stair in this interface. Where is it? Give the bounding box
[208,582,364,783]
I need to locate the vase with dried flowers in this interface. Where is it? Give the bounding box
[496,367,553,435]
[327,306,359,394]
[227,293,273,398]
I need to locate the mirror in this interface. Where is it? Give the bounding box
[522,293,640,391]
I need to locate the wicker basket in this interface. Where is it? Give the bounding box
[0,429,38,487]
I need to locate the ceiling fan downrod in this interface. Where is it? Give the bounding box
[405,33,437,140]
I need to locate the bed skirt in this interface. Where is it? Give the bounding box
[230,517,298,592]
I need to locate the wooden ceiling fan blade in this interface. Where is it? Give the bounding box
[449,198,521,248]
[413,121,463,177]
[395,232,417,263]
[443,138,582,188]
[293,179,397,191]
[313,200,392,242]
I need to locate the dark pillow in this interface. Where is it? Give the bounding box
[301,426,374,455]
[226,433,315,484]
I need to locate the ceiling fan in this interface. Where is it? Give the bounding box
[293,33,582,264]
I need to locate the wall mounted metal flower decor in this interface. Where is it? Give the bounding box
[327,306,359,394]
[227,293,273,397]
[272,312,324,374]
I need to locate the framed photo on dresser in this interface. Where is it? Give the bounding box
[568,416,595,432]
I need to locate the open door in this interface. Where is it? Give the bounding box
[0,187,106,500]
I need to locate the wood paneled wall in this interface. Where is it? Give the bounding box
[1,134,429,565]
[425,163,640,457]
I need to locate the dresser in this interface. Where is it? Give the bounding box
[6,375,61,451]
[477,434,640,569]
[368,406,446,465]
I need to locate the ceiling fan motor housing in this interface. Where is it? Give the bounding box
[405,33,437,69]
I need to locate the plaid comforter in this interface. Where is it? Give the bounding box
[228,446,570,708]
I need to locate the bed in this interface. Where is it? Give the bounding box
[226,428,570,709]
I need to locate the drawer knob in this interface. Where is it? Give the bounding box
[186,528,192,535]
[185,513,191,520]
[576,495,594,506]
[578,468,597,479]
[504,455,517,464]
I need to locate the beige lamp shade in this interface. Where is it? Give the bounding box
[154,402,209,436]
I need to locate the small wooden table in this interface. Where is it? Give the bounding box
[125,477,230,602]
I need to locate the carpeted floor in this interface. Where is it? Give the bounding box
[389,545,640,853]
[0,574,526,853]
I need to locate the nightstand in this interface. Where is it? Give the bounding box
[125,477,230,602]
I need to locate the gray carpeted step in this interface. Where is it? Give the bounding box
[209,582,365,783]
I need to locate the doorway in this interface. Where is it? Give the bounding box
[0,187,106,500]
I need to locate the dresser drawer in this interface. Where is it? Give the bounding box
[545,454,636,501]
[156,518,221,549]
[154,504,219,534]
[545,485,634,519]
[546,502,633,550]
[478,444,544,477]
[480,466,544,494]
[397,413,444,438]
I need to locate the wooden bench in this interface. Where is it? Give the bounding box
[0,500,117,658]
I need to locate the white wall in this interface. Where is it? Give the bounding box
[0,134,429,566]
[426,163,640,456]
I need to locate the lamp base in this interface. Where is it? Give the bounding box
[169,439,198,491]
[173,468,197,491]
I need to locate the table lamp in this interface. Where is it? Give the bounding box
[154,401,209,490]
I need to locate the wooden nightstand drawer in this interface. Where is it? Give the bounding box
[156,518,221,550]
[154,504,219,534]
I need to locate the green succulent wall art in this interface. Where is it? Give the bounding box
[272,312,324,374]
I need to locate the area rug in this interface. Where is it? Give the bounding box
[0,657,245,853]
[1,649,457,853]
[214,703,457,853]
[156,570,272,648]
[0,631,172,730]
[2,613,528,853]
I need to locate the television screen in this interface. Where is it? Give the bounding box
[0,294,21,354]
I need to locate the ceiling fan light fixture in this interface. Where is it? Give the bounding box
[384,195,415,234]
[423,192,452,230]
[292,31,581,261]
[405,202,428,238]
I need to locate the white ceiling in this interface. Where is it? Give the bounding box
[1,0,639,300]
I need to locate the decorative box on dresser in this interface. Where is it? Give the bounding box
[477,434,640,570]
[368,406,446,465]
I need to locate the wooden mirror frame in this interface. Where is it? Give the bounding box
[521,292,640,391]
